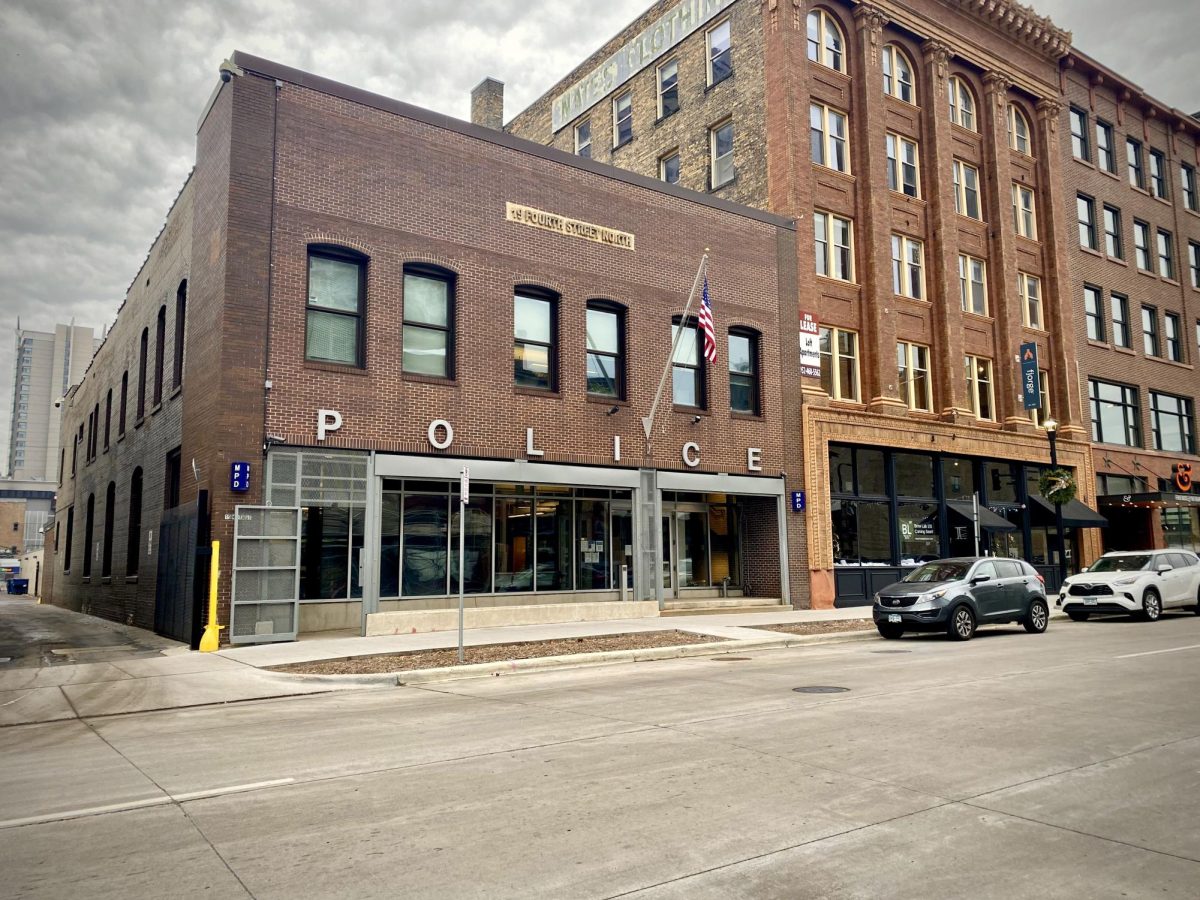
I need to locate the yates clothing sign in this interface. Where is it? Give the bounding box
[315,409,765,474]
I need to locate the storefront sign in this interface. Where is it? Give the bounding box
[317,409,342,442]
[1173,463,1193,492]
[550,0,737,132]
[799,311,820,378]
[1020,342,1040,410]
[790,491,805,512]
[505,203,634,251]
[230,461,250,493]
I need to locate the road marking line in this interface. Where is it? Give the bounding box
[0,778,296,830]
[1115,643,1200,659]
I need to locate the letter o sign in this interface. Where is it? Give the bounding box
[682,442,700,468]
[428,419,454,450]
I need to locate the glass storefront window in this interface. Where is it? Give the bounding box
[300,505,350,600]
[677,510,710,586]
[859,501,892,564]
[576,500,610,590]
[898,501,939,564]
[495,497,533,592]
[450,498,494,594]
[402,494,449,596]
[857,449,886,496]
[708,503,740,586]
[832,499,858,565]
[942,457,975,500]
[895,453,934,498]
[380,493,401,598]
[535,499,573,590]
[831,444,854,494]
[985,462,1018,503]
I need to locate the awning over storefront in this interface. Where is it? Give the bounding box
[1097,491,1200,510]
[946,500,1017,532]
[1027,494,1108,528]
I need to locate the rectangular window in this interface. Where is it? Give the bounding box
[1103,205,1123,258]
[574,120,591,158]
[172,281,186,389]
[1069,107,1089,160]
[1029,369,1052,427]
[306,249,365,366]
[886,133,919,197]
[1142,306,1160,357]
[1183,164,1198,211]
[137,328,147,420]
[1112,293,1131,348]
[612,92,632,147]
[1012,183,1037,239]
[710,119,734,188]
[958,254,987,315]
[1127,137,1144,188]
[672,319,704,408]
[1077,194,1097,249]
[890,234,924,299]
[1149,149,1168,199]
[1134,220,1152,270]
[1151,392,1196,453]
[1165,312,1183,362]
[1190,242,1200,289]
[1090,379,1141,446]
[657,59,679,118]
[402,267,453,378]
[153,306,165,406]
[659,150,680,185]
[64,506,74,573]
[514,292,556,390]
[953,160,981,219]
[964,355,995,421]
[118,371,127,436]
[1157,229,1175,279]
[586,303,624,399]
[1018,272,1042,329]
[819,327,859,402]
[814,211,854,282]
[707,19,732,85]
[165,447,181,510]
[728,330,759,415]
[1084,285,1105,342]
[810,103,849,173]
[1096,120,1115,172]
[896,341,932,412]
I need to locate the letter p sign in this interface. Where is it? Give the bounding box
[317,409,342,442]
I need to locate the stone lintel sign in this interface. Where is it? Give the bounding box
[505,203,635,251]
[551,0,737,132]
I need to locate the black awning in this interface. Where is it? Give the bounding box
[1027,494,1109,528]
[946,500,1018,532]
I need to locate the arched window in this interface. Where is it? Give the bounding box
[119,371,128,435]
[513,286,559,391]
[83,493,95,578]
[104,389,112,450]
[1008,104,1032,155]
[153,305,166,406]
[401,264,455,378]
[806,9,846,73]
[948,76,977,131]
[102,482,115,577]
[882,45,915,103]
[137,327,148,420]
[306,245,368,367]
[585,300,626,400]
[728,328,760,415]
[126,467,142,576]
[173,280,187,389]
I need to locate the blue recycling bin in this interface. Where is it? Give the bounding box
[6,579,29,595]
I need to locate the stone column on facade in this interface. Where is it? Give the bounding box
[1033,97,1085,441]
[852,3,904,413]
[920,39,970,421]
[981,71,1027,430]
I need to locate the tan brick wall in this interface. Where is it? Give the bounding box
[0,500,24,555]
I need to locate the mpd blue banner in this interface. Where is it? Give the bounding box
[1019,342,1040,410]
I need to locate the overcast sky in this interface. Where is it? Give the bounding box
[1,0,1196,475]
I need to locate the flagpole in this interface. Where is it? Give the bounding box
[642,252,709,448]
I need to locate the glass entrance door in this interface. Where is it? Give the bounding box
[661,504,711,596]
[610,504,633,591]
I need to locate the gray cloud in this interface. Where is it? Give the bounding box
[1,0,1196,473]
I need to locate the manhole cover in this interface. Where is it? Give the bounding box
[712,656,752,662]
[792,686,850,694]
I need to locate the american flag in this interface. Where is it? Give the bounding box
[699,275,717,363]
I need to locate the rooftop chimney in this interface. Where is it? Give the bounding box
[471,78,505,131]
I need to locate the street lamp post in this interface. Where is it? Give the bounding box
[1043,418,1068,589]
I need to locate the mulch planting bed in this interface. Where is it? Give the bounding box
[271,630,727,675]
[755,620,875,636]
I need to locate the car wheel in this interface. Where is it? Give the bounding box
[876,623,904,640]
[1141,588,1162,622]
[1024,598,1049,634]
[947,605,976,641]
[1066,610,1090,622]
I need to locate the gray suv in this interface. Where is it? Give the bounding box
[873,557,1049,641]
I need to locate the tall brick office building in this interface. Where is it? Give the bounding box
[47,53,805,643]
[507,0,1200,603]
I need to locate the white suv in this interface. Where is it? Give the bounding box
[1058,550,1200,621]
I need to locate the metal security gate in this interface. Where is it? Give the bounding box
[155,498,202,644]
[231,506,301,644]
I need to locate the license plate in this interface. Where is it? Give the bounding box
[888,614,902,623]
[1083,597,1098,606]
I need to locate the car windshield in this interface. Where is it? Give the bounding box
[1088,555,1152,573]
[902,561,970,583]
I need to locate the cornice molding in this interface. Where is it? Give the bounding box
[945,0,1072,60]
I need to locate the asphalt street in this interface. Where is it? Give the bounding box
[3,613,1200,898]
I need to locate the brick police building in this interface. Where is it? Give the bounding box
[47,53,804,643]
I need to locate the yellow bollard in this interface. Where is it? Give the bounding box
[198,540,224,652]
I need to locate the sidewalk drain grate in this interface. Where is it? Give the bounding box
[793,686,850,694]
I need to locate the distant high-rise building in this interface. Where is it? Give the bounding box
[7,322,101,482]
